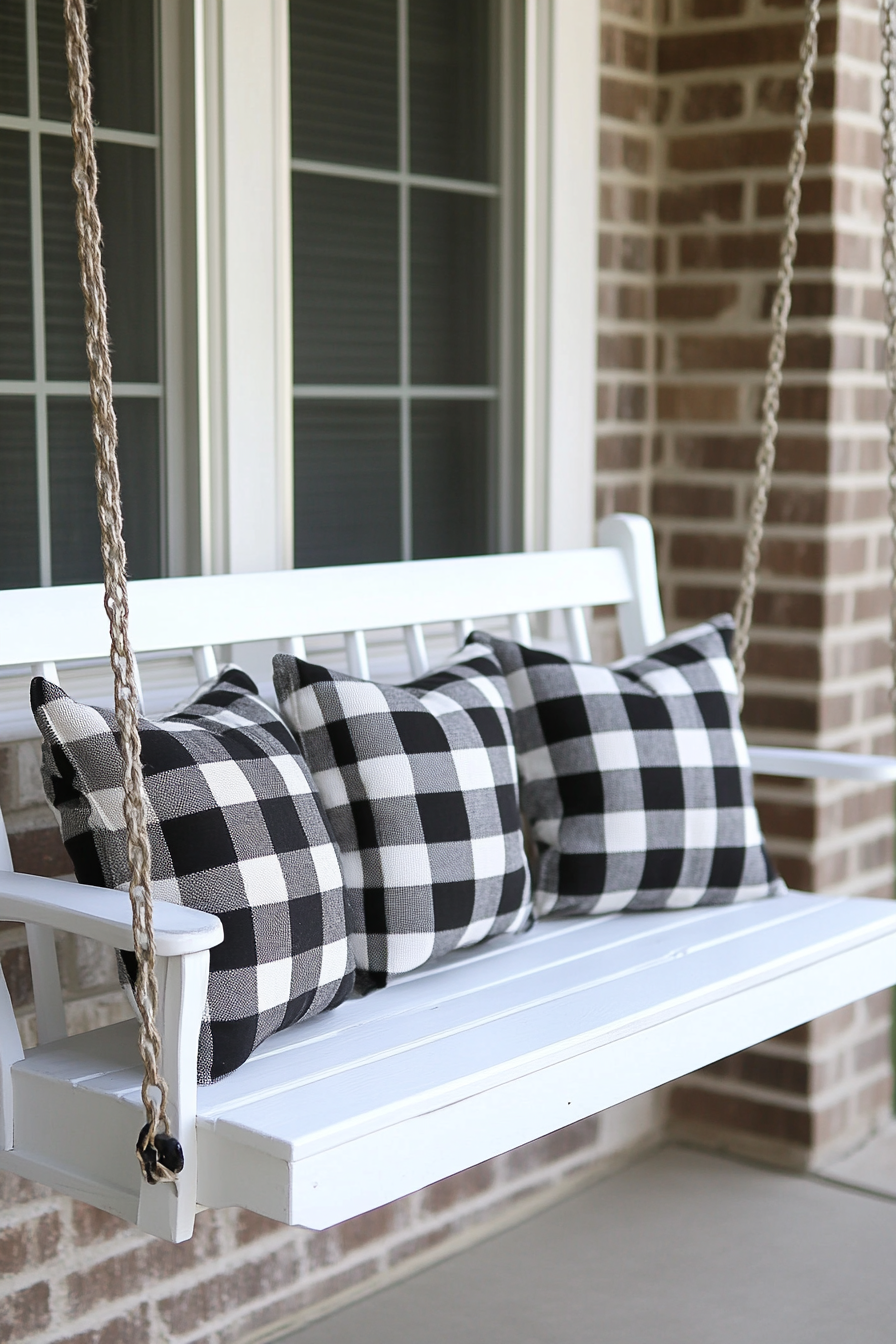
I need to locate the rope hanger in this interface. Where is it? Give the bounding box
[59,0,896,1188]
[63,0,181,1186]
[733,0,896,716]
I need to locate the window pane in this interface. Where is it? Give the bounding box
[49,397,161,584]
[411,189,491,385]
[409,0,494,182]
[0,398,40,589]
[0,130,34,379]
[37,0,155,132]
[42,138,158,382]
[95,142,159,382]
[412,400,489,559]
[294,173,399,385]
[0,0,27,115]
[290,0,397,170]
[295,401,401,566]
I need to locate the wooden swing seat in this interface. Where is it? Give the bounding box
[1,514,896,1242]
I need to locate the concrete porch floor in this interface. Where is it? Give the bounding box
[282,1142,896,1344]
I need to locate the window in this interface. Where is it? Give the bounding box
[0,0,162,589]
[289,0,522,567]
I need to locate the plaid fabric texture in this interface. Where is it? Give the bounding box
[272,642,532,978]
[473,617,785,916]
[32,667,354,1083]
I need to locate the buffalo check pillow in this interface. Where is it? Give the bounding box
[32,666,354,1084]
[272,641,532,980]
[473,616,785,916]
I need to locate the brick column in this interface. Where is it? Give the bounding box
[649,0,894,1167]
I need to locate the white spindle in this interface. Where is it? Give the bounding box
[31,661,59,685]
[25,923,66,1044]
[287,636,307,659]
[404,625,429,677]
[344,631,370,679]
[454,619,474,646]
[564,607,592,663]
[193,645,218,682]
[510,613,532,645]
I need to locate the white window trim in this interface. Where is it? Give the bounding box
[193,0,597,573]
[525,0,598,554]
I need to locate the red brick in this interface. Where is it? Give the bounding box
[8,827,73,878]
[691,0,744,17]
[681,81,744,122]
[658,18,835,74]
[756,176,832,219]
[0,1282,51,1341]
[0,1210,61,1275]
[601,76,653,124]
[656,385,739,422]
[55,1305,151,1344]
[701,1050,810,1094]
[504,1116,601,1177]
[597,435,644,471]
[652,482,735,518]
[158,1246,300,1336]
[0,944,33,1011]
[656,284,738,320]
[598,333,646,370]
[741,694,818,732]
[71,1202,130,1246]
[658,182,742,225]
[421,1160,496,1216]
[668,124,832,173]
[670,1086,812,1144]
[669,532,743,570]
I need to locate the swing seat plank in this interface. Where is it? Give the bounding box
[4,891,896,1231]
[2,514,896,1241]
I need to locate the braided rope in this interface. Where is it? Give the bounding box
[63,0,176,1181]
[731,0,821,706]
[880,0,896,718]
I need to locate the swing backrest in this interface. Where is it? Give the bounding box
[0,514,665,855]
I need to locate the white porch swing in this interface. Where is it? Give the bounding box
[1,0,896,1244]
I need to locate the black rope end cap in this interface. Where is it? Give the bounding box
[137,1124,185,1185]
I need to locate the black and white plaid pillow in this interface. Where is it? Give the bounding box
[473,617,785,915]
[272,642,532,979]
[32,667,354,1083]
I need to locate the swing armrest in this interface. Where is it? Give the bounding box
[0,870,223,956]
[749,746,896,783]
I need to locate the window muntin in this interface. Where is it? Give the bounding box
[290,0,512,566]
[0,0,163,588]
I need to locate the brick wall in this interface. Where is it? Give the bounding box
[647,0,895,1165]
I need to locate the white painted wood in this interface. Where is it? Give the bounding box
[454,619,474,645]
[404,625,430,677]
[510,613,533,646]
[216,0,293,574]
[749,746,896,782]
[344,631,370,680]
[9,894,896,1232]
[137,950,208,1242]
[0,963,23,1150]
[544,0,598,554]
[563,607,592,663]
[25,924,66,1044]
[193,645,218,682]
[597,514,666,655]
[0,871,222,957]
[0,547,634,667]
[0,812,12,875]
[31,661,59,685]
[286,636,306,660]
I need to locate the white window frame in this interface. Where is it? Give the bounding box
[192,0,597,574]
